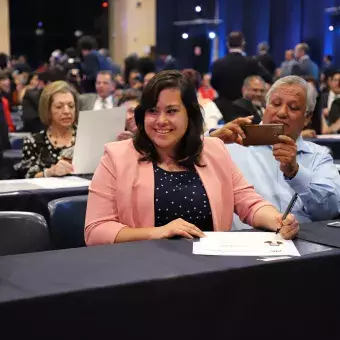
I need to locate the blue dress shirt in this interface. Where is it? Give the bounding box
[226,137,340,229]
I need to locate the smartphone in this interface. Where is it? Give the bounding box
[242,124,284,146]
[327,221,340,228]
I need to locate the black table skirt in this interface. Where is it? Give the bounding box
[0,186,88,222]
[0,238,339,339]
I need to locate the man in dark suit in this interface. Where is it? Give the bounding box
[231,76,265,124]
[211,32,271,120]
[256,42,276,78]
[292,43,319,80]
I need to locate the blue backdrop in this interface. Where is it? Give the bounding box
[157,0,340,69]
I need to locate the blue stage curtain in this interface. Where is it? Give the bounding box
[242,0,271,56]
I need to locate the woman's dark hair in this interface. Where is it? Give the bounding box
[181,69,202,91]
[133,70,204,168]
[78,36,98,51]
[118,89,141,106]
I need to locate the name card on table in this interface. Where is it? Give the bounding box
[193,232,300,257]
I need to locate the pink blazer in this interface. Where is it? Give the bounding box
[85,137,272,245]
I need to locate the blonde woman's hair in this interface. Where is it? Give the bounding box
[39,81,79,126]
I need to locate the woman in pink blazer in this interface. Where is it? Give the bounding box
[85,71,299,245]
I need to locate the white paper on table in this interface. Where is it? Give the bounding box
[0,176,90,193]
[316,134,340,139]
[335,164,340,171]
[193,232,300,257]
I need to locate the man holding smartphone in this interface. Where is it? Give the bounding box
[211,76,340,229]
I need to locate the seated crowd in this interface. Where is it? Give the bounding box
[1,31,340,248]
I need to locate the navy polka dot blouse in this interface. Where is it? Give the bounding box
[153,164,213,231]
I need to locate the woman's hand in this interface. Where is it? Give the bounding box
[210,116,253,144]
[152,218,205,240]
[46,160,74,177]
[275,213,299,240]
[301,129,317,139]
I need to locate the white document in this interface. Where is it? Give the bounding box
[0,177,90,193]
[193,232,300,257]
[316,134,340,140]
[72,107,126,174]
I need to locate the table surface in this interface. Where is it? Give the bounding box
[0,237,333,304]
[0,235,340,339]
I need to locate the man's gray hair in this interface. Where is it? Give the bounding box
[266,76,317,116]
[258,42,269,53]
[243,75,265,88]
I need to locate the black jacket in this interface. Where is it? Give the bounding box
[232,98,263,124]
[256,53,276,77]
[211,52,272,102]
[22,88,44,133]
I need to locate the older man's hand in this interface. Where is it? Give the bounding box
[273,135,299,178]
[210,116,253,144]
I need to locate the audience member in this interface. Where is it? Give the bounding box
[79,71,116,111]
[98,48,121,76]
[182,69,223,130]
[292,43,319,79]
[21,81,78,178]
[124,54,139,87]
[22,69,65,133]
[322,55,334,76]
[211,32,271,121]
[0,53,8,70]
[116,89,140,141]
[210,76,340,228]
[280,50,298,78]
[66,68,84,94]
[0,70,12,107]
[256,42,276,77]
[143,72,156,88]
[198,73,217,101]
[0,95,15,179]
[17,72,39,103]
[78,36,116,93]
[301,77,321,137]
[232,76,266,124]
[85,70,298,245]
[114,74,126,90]
[321,70,340,113]
[128,69,143,90]
[137,55,156,79]
[322,98,340,134]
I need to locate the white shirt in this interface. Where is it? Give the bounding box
[202,101,223,130]
[93,95,114,111]
[327,91,338,110]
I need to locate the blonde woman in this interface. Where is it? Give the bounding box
[21,81,78,178]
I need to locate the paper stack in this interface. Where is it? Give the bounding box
[193,232,300,257]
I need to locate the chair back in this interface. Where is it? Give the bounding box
[48,195,88,249]
[0,212,50,256]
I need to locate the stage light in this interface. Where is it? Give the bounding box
[329,25,334,31]
[37,21,43,27]
[182,33,189,39]
[74,30,83,37]
[209,31,216,39]
[195,6,202,13]
[102,1,108,8]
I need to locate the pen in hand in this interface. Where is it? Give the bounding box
[276,193,298,234]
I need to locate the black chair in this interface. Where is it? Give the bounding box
[0,212,50,256]
[48,195,88,249]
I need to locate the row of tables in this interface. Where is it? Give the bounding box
[0,225,339,339]
[1,135,340,338]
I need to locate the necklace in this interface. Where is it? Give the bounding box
[47,127,76,148]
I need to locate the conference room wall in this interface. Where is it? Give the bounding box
[157,0,340,69]
[156,0,215,69]
[0,0,10,55]
[218,0,340,66]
